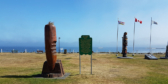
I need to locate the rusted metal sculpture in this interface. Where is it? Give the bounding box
[45,22,57,70]
[122,32,128,57]
[117,32,132,59]
[160,42,168,59]
[165,45,168,58]
[42,22,65,78]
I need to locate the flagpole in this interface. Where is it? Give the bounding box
[116,18,119,56]
[133,20,135,56]
[150,17,152,54]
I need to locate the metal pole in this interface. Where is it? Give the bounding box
[116,19,119,56]
[133,22,135,56]
[59,37,60,53]
[1,49,2,53]
[150,17,152,54]
[91,54,92,74]
[122,37,123,55]
[79,55,81,74]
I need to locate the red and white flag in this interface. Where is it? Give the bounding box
[135,18,142,24]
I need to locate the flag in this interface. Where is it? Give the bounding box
[118,21,125,25]
[135,18,142,24]
[139,21,142,24]
[135,18,137,22]
[153,21,158,25]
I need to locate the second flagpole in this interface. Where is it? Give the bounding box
[116,18,119,56]
[150,17,152,54]
[133,19,135,56]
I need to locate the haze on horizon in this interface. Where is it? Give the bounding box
[0,0,168,48]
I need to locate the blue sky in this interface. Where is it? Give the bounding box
[0,0,168,48]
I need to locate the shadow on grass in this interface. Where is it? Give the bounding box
[1,74,42,78]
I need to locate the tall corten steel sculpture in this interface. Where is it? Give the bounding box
[122,32,128,57]
[160,42,168,59]
[42,22,65,78]
[45,22,57,70]
[117,32,132,59]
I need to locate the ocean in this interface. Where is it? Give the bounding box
[0,47,166,53]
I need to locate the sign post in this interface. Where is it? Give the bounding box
[79,35,92,74]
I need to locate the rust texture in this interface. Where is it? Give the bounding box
[122,32,128,57]
[45,22,57,71]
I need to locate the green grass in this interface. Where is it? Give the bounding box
[0,53,168,84]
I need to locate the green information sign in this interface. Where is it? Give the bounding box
[79,35,92,55]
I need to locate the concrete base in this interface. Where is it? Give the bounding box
[42,60,65,78]
[144,54,158,60]
[160,57,168,59]
[117,56,133,59]
[34,73,70,79]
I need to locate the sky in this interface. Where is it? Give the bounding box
[0,0,168,48]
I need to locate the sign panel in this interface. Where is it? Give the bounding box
[79,35,92,55]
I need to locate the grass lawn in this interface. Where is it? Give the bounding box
[0,53,168,84]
